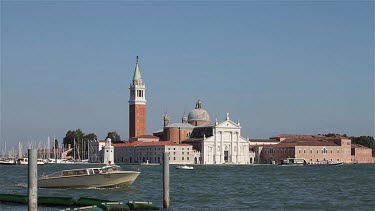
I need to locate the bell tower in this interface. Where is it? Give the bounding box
[129,56,147,139]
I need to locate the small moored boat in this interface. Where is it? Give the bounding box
[17,158,45,165]
[0,158,16,165]
[38,165,140,188]
[176,165,194,170]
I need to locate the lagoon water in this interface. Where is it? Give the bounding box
[0,164,374,210]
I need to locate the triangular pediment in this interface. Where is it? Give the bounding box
[215,119,241,129]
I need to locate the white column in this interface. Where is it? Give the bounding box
[231,132,233,163]
[237,132,239,163]
[220,131,223,163]
[214,128,216,164]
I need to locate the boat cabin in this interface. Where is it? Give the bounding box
[61,168,102,176]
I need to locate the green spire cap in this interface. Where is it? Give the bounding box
[133,56,142,81]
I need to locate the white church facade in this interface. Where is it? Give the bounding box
[183,114,254,165]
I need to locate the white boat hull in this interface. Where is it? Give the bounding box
[38,171,140,188]
[176,165,194,170]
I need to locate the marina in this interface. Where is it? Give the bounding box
[0,164,374,210]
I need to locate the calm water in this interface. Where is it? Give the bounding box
[0,164,374,210]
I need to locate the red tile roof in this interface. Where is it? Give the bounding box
[351,144,371,149]
[135,135,159,139]
[262,138,340,147]
[249,139,279,143]
[273,134,326,139]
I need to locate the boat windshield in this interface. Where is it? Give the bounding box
[61,169,88,176]
[101,165,121,173]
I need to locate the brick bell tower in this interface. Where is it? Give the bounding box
[129,56,147,139]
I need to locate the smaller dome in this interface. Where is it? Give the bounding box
[182,112,188,123]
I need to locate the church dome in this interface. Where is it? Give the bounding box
[188,109,210,121]
[188,100,210,122]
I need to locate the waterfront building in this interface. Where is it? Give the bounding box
[183,113,253,164]
[129,56,147,139]
[113,141,194,165]
[351,144,373,164]
[253,136,353,164]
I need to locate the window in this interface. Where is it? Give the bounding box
[173,152,176,155]
[182,152,184,155]
[317,150,319,154]
[187,152,189,155]
[303,149,306,154]
[182,157,184,160]
[174,157,176,160]
[310,149,313,154]
[322,147,328,155]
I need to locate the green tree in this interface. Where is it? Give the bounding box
[106,131,121,142]
[63,129,85,148]
[62,129,97,159]
[84,133,97,141]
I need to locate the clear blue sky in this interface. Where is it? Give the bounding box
[1,1,374,149]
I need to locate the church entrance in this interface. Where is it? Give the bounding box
[224,151,229,162]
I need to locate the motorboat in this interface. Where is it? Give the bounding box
[176,165,194,170]
[279,158,306,166]
[38,165,140,188]
[308,161,343,166]
[17,158,45,165]
[329,161,343,166]
[0,158,16,165]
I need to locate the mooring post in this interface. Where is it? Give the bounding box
[163,152,170,209]
[28,149,37,211]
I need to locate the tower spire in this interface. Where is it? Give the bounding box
[133,56,142,81]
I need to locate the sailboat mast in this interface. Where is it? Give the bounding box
[47,136,50,160]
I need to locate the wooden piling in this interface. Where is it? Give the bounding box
[163,152,170,209]
[28,149,37,211]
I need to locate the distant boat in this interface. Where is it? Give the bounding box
[308,161,343,166]
[141,160,160,166]
[279,158,306,166]
[17,158,45,165]
[38,165,140,188]
[0,158,16,165]
[176,165,194,170]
